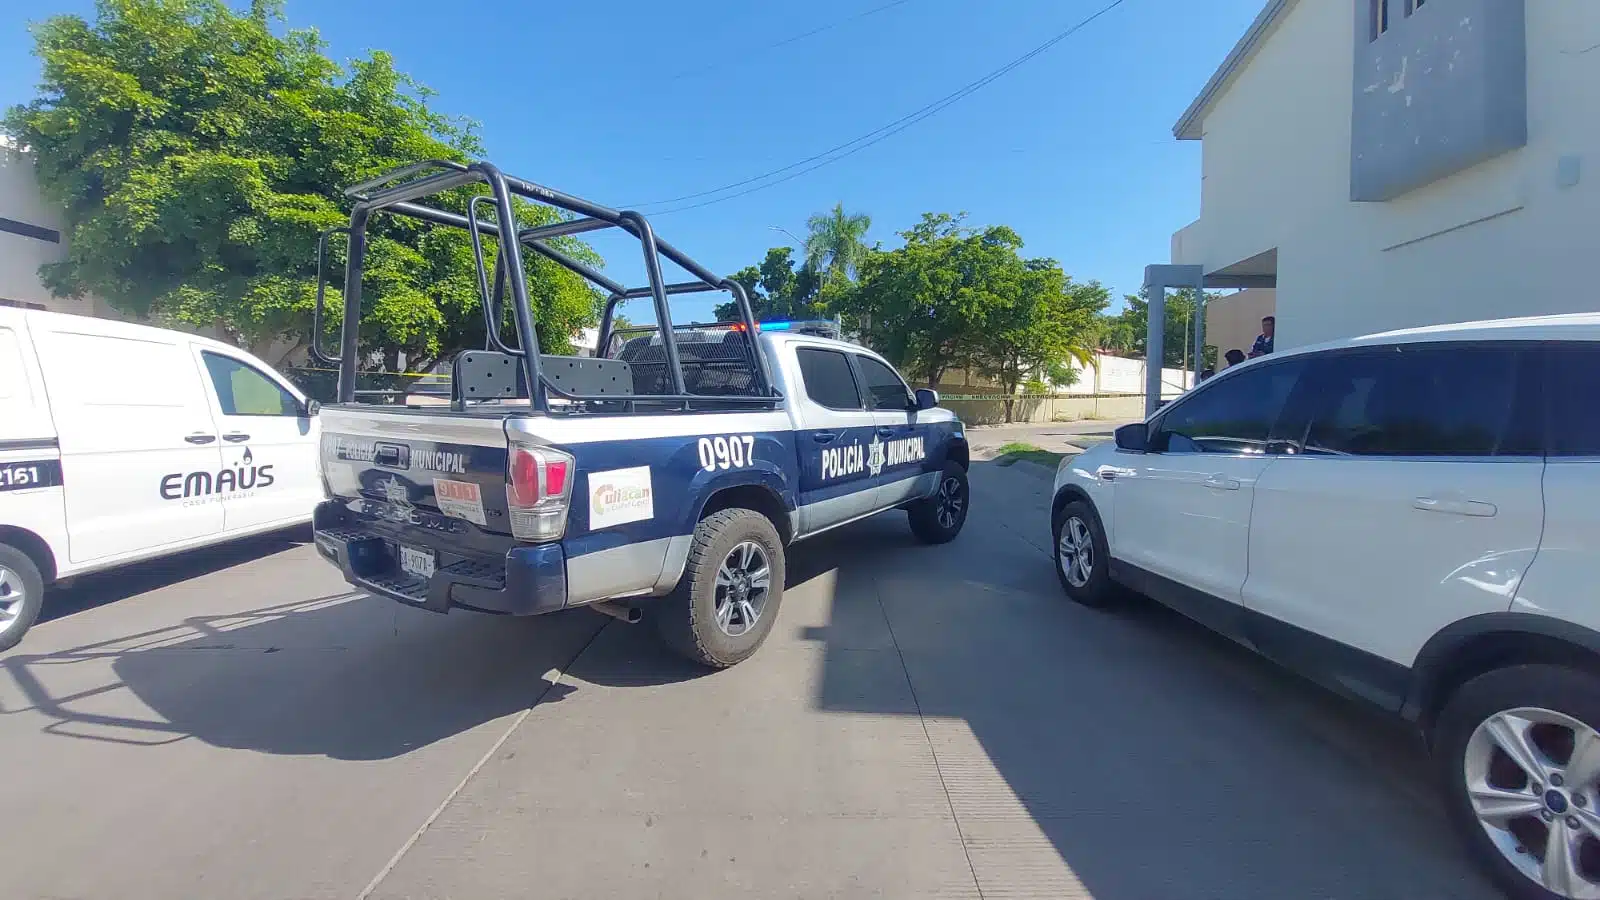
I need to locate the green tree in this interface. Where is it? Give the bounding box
[714,246,821,322]
[974,259,1108,422]
[803,203,873,284]
[1097,288,1219,371]
[840,213,1021,388]
[6,0,601,368]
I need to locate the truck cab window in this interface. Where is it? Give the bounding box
[203,352,299,416]
[795,347,863,410]
[854,356,912,410]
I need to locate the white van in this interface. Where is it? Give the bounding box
[0,308,322,651]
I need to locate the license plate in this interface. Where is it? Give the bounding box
[399,545,436,579]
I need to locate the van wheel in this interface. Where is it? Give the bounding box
[1434,664,1600,900]
[1051,500,1118,608]
[908,462,968,544]
[0,544,45,653]
[656,509,785,669]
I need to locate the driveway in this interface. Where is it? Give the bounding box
[0,463,1495,899]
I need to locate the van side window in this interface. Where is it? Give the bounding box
[202,352,300,416]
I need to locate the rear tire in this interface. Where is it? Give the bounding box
[908,462,969,544]
[0,543,46,654]
[1051,499,1119,608]
[656,508,786,669]
[1434,664,1600,900]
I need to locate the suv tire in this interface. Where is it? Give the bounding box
[0,543,45,653]
[1434,664,1600,900]
[1051,499,1119,608]
[908,461,969,544]
[657,508,786,669]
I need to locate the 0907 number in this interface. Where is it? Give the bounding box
[697,435,756,472]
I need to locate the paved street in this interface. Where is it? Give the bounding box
[0,462,1496,900]
[966,418,1134,457]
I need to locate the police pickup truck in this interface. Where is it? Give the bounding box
[309,161,969,667]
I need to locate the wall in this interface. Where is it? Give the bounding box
[1191,0,1600,350]
[943,394,1146,427]
[0,143,115,319]
[1204,288,1277,364]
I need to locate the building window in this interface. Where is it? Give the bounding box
[1371,0,1390,40]
[1407,0,1425,13]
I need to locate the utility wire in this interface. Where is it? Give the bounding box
[633,0,1131,215]
[666,0,916,82]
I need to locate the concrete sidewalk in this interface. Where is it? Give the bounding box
[966,418,1136,458]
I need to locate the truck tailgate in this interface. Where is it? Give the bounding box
[318,407,514,536]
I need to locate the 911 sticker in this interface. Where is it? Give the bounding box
[0,459,63,492]
[432,478,488,526]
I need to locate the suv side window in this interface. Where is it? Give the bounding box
[1152,358,1306,454]
[202,352,301,416]
[1543,343,1600,456]
[854,355,912,411]
[795,347,863,410]
[1293,344,1533,456]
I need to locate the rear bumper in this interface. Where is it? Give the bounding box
[312,500,567,616]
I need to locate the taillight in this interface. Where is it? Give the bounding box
[506,443,575,542]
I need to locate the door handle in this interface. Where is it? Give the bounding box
[1203,474,1241,491]
[876,426,896,437]
[223,433,251,443]
[1414,496,1498,517]
[184,433,217,445]
[812,431,838,443]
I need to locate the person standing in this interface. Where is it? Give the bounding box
[1249,316,1275,358]
[1224,348,1247,368]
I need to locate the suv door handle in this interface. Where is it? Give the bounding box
[876,426,896,437]
[812,431,838,443]
[223,432,251,443]
[184,433,217,445]
[1414,496,1497,517]
[1203,474,1241,491]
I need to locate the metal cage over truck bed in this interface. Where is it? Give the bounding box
[310,159,780,414]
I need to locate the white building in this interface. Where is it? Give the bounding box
[0,139,113,317]
[1169,0,1599,352]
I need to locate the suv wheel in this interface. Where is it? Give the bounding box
[1435,664,1600,899]
[1051,500,1118,608]
[0,543,45,653]
[656,508,785,669]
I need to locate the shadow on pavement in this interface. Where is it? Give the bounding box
[41,525,313,625]
[4,592,599,760]
[803,460,1497,899]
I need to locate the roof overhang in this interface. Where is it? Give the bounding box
[1172,0,1299,140]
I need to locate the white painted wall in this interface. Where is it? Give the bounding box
[1183,0,1600,351]
[1058,352,1193,398]
[0,142,114,318]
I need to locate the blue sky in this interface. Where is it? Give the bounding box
[0,0,1262,322]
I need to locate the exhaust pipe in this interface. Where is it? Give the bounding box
[590,601,642,624]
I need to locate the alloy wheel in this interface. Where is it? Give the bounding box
[713,541,771,637]
[935,476,965,530]
[1058,516,1094,588]
[1464,706,1600,898]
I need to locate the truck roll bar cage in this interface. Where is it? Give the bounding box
[312,159,778,411]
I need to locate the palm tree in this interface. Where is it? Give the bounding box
[803,203,872,284]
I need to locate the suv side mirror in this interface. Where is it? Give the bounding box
[302,399,322,417]
[1114,422,1149,452]
[913,388,939,411]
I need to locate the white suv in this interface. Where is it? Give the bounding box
[1050,313,1600,900]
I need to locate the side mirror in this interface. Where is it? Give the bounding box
[302,399,322,417]
[913,388,939,411]
[1114,422,1149,453]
